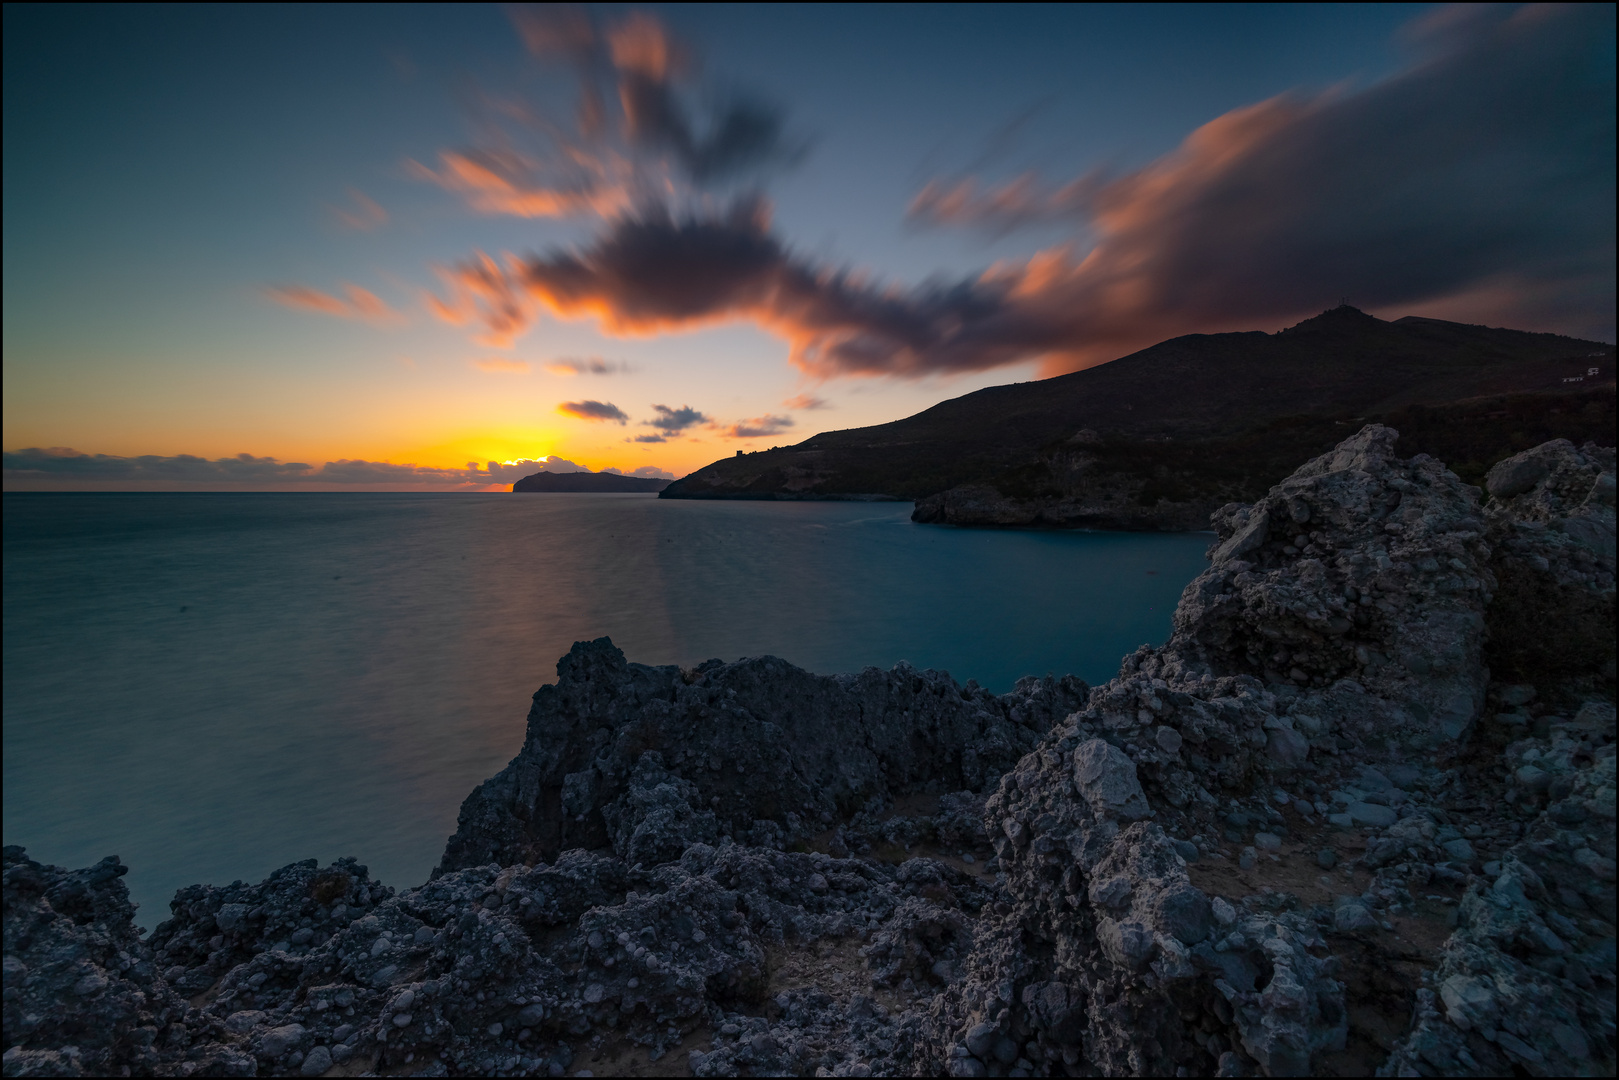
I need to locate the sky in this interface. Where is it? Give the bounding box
[3,3,1613,489]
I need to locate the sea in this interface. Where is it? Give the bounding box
[2,492,1211,929]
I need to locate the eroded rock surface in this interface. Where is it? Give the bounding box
[4,426,1612,1077]
[440,647,1087,874]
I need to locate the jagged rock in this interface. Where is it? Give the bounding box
[1482,440,1616,684]
[5,426,1612,1078]
[439,641,1087,873]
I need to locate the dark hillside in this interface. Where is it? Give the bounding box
[662,307,1613,527]
[513,471,670,493]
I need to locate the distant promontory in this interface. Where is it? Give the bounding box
[512,470,671,493]
[661,306,1614,529]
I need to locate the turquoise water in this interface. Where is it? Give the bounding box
[3,493,1210,928]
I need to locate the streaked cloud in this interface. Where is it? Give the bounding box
[783,393,829,410]
[265,283,404,325]
[557,399,629,423]
[471,356,531,374]
[412,7,797,223]
[425,3,1613,375]
[546,357,633,376]
[601,464,675,479]
[330,187,389,230]
[723,414,793,439]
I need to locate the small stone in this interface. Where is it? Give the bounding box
[1552,1023,1590,1061]
[1211,897,1236,925]
[487,1022,502,1037]
[299,1045,332,1077]
[215,902,250,932]
[1072,740,1152,821]
[582,983,605,1004]
[1239,847,1257,870]
[1497,684,1536,707]
[1527,924,1566,953]
[260,1024,306,1059]
[1171,838,1200,863]
[958,1023,997,1055]
[1157,883,1213,944]
[1440,975,1495,1028]
[1266,726,1310,769]
[1571,847,1617,881]
[1254,832,1282,852]
[393,1013,411,1028]
[1328,813,1354,829]
[226,1010,267,1034]
[1347,802,1397,827]
[1155,727,1183,755]
[1098,919,1155,969]
[1316,849,1337,869]
[71,972,108,997]
[1441,838,1475,862]
[1495,1030,1545,1064]
[1333,903,1376,933]
[1515,765,1551,792]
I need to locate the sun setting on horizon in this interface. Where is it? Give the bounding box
[5,3,1612,489]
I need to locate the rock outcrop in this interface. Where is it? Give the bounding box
[4,426,1612,1078]
[439,647,1087,875]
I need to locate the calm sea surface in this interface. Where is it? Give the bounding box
[3,493,1210,928]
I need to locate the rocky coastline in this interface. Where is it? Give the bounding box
[5,426,1614,1078]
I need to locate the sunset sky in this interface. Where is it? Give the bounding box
[4,3,1613,489]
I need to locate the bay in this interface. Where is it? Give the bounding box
[2,492,1210,927]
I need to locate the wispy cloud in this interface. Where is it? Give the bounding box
[265,283,404,325]
[422,3,1613,375]
[546,357,633,376]
[723,414,793,439]
[783,393,829,410]
[410,7,798,224]
[557,399,629,423]
[330,187,389,230]
[471,356,531,373]
[643,403,710,437]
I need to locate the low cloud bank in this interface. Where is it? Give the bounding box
[2,449,672,489]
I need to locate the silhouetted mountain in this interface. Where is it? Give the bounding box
[513,471,670,493]
[662,307,1614,528]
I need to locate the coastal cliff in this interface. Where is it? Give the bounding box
[5,428,1614,1077]
[662,307,1614,532]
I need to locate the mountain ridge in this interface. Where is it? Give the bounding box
[661,307,1614,527]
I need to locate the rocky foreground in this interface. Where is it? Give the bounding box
[5,426,1614,1078]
